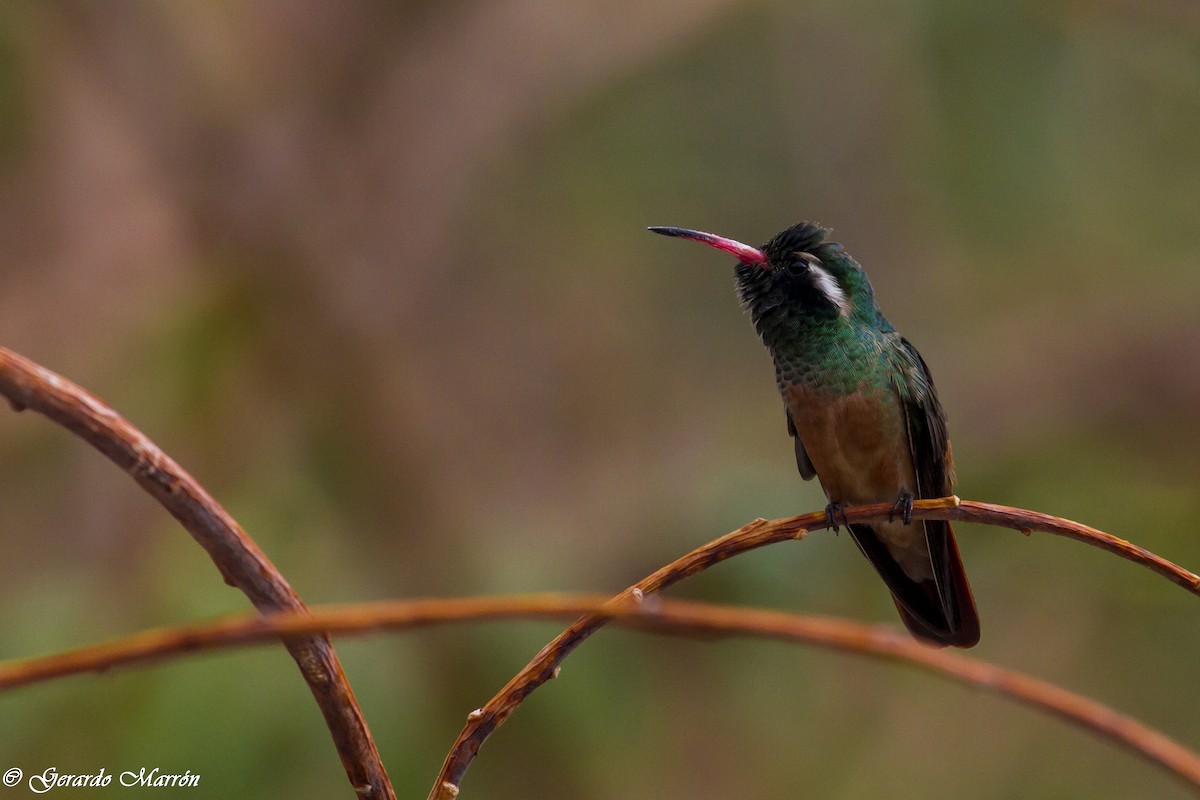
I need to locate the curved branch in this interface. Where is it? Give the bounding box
[0,347,393,800]
[430,498,1200,798]
[945,501,1200,595]
[0,594,1196,792]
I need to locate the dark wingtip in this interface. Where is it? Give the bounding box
[849,521,980,649]
[893,596,980,648]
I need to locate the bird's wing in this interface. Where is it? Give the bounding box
[888,336,978,646]
[786,408,817,480]
[893,336,954,496]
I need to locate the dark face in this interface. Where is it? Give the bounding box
[739,222,850,324]
[740,259,846,325]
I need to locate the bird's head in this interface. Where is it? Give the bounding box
[648,222,880,344]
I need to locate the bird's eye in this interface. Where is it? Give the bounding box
[787,259,808,274]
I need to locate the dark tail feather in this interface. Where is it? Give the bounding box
[848,521,979,648]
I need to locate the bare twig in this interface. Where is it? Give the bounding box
[429,497,1200,798]
[0,347,393,800]
[0,594,1197,792]
[945,501,1200,595]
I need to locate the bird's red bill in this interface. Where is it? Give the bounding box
[648,226,767,265]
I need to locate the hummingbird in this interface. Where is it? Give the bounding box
[649,221,979,647]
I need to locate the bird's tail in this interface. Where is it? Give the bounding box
[848,520,979,648]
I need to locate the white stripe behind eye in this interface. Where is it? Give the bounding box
[806,260,849,316]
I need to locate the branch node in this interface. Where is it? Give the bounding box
[466,708,484,722]
[631,588,645,604]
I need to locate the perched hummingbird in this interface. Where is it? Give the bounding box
[649,222,979,647]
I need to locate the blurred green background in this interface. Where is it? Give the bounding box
[1,2,1198,798]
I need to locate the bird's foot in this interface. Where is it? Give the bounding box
[889,492,914,525]
[824,501,849,534]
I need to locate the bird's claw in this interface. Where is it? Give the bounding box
[824,501,849,534]
[890,492,914,525]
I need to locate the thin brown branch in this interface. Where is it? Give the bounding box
[0,347,393,800]
[945,501,1200,595]
[0,595,1197,793]
[430,497,1200,798]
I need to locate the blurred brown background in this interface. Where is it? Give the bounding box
[1,2,1198,798]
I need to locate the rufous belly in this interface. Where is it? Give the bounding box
[785,383,933,580]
